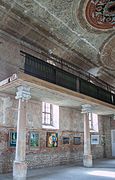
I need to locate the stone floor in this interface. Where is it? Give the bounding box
[1,159,115,180]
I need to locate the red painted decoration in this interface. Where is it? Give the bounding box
[86,0,115,29]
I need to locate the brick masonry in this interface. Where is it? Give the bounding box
[0,95,112,173]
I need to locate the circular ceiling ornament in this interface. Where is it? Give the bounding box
[86,0,115,29]
[100,35,115,70]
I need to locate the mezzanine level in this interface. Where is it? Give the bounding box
[22,51,115,106]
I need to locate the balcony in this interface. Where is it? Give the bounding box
[22,52,115,106]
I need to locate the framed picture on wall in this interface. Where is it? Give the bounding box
[73,137,81,145]
[91,135,99,145]
[63,137,69,144]
[9,131,17,147]
[47,132,58,147]
[30,131,39,147]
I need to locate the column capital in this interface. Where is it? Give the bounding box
[81,104,92,113]
[15,85,31,101]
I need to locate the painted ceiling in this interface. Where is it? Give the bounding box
[0,0,115,86]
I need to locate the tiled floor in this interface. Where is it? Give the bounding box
[0,159,115,180]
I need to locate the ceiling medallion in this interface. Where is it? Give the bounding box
[86,0,115,29]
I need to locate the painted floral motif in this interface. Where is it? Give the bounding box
[86,0,115,29]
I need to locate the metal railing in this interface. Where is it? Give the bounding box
[21,51,115,105]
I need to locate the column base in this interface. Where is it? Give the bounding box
[13,161,27,179]
[83,155,93,167]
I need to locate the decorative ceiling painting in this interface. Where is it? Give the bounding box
[100,34,115,70]
[86,0,115,29]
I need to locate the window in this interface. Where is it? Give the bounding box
[42,102,59,129]
[89,113,98,132]
[42,102,53,126]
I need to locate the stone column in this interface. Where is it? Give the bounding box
[13,86,31,180]
[81,104,93,167]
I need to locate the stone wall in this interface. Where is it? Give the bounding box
[0,36,21,81]
[0,33,60,82]
[0,94,108,173]
[26,129,84,169]
[0,126,15,173]
[102,115,112,158]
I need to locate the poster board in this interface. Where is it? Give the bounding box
[91,135,99,145]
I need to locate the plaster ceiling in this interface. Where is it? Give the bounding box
[0,0,115,86]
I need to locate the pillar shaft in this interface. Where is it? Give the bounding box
[84,113,91,155]
[82,104,92,167]
[15,99,26,162]
[13,86,31,179]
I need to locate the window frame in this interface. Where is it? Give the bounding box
[42,102,53,126]
[89,113,98,132]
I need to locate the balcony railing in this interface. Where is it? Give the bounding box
[21,51,115,105]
